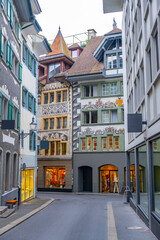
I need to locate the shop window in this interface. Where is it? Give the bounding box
[87,137,91,151]
[44,119,48,130]
[115,137,119,150]
[152,138,160,218]
[57,92,61,102]
[108,136,113,150]
[44,93,48,104]
[81,139,86,151]
[102,138,107,151]
[50,118,54,129]
[56,141,60,155]
[50,92,54,103]
[93,138,97,151]
[46,167,66,188]
[91,111,97,123]
[21,169,34,202]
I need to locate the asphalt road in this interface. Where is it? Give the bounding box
[0,193,118,240]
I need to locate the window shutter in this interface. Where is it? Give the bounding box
[6,41,10,66]
[1,0,4,8]
[0,92,2,121]
[9,44,12,69]
[18,23,21,42]
[17,109,20,130]
[28,92,32,111]
[29,130,32,150]
[10,3,13,28]
[34,59,36,77]
[7,0,10,19]
[19,62,22,83]
[28,51,32,71]
[8,100,13,120]
[0,30,4,57]
[22,86,26,107]
[33,132,36,151]
[23,41,26,62]
[34,98,36,115]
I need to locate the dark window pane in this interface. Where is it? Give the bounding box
[50,93,54,103]
[44,93,48,104]
[63,117,67,128]
[57,118,61,129]
[44,119,48,130]
[63,91,67,101]
[84,86,89,97]
[57,92,61,102]
[50,119,54,129]
[62,143,67,155]
[91,111,97,123]
[56,141,60,155]
[84,112,89,124]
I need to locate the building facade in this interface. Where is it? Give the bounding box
[37,28,74,191]
[0,0,21,205]
[67,26,125,193]
[103,0,160,239]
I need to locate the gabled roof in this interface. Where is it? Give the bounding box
[106,28,122,35]
[67,36,104,77]
[47,27,72,59]
[68,43,83,50]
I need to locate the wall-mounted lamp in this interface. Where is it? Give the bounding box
[20,117,37,139]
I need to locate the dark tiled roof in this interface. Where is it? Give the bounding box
[67,36,104,76]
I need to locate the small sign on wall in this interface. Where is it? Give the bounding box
[40,140,49,150]
[1,120,15,129]
[128,114,142,132]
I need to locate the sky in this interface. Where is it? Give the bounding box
[36,0,122,45]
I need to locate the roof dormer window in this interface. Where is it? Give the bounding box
[72,50,77,58]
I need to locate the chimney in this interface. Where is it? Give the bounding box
[87,29,97,40]
[113,18,117,29]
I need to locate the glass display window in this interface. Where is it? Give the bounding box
[100,165,118,193]
[45,167,66,188]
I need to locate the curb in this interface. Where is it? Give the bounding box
[0,199,54,236]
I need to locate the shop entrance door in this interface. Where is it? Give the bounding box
[78,166,92,192]
[100,165,118,193]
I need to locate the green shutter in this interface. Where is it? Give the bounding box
[7,0,10,19]
[10,3,13,28]
[23,42,26,62]
[22,86,26,107]
[19,62,22,83]
[17,109,20,130]
[6,41,10,66]
[0,30,4,57]
[18,23,21,41]
[8,100,13,120]
[34,59,36,77]
[1,0,4,8]
[28,51,32,71]
[0,92,2,121]
[9,44,12,69]
[29,130,32,150]
[33,132,36,151]
[28,92,32,111]
[34,98,36,115]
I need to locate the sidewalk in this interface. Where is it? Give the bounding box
[0,198,54,236]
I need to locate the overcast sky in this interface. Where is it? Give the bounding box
[36,0,122,45]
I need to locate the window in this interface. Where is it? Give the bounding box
[108,136,113,150]
[84,111,89,124]
[81,139,86,151]
[44,93,48,104]
[83,85,97,97]
[102,138,107,151]
[72,50,77,58]
[62,143,67,155]
[87,137,91,151]
[6,41,12,69]
[1,95,8,120]
[1,0,4,8]
[111,110,118,123]
[50,118,54,129]
[63,91,67,101]
[57,92,61,102]
[107,54,117,69]
[50,142,55,155]
[0,30,4,57]
[57,118,61,129]
[56,141,61,155]
[49,63,60,80]
[102,83,117,96]
[93,138,97,151]
[91,111,97,123]
[155,31,159,71]
[45,167,66,188]
[115,137,119,150]
[29,131,36,151]
[118,53,123,68]
[102,111,109,123]
[44,119,49,130]
[50,92,54,103]
[63,117,67,128]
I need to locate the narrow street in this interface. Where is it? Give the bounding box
[0,193,157,240]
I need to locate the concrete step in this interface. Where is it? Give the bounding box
[0,208,15,218]
[0,206,8,215]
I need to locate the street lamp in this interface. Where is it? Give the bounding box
[20,117,37,140]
